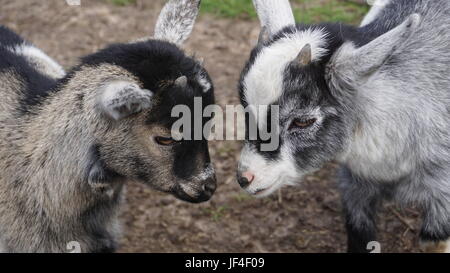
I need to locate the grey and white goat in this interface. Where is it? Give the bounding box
[237,0,450,252]
[0,0,216,252]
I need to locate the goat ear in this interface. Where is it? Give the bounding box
[98,81,154,121]
[154,0,201,46]
[253,0,295,36]
[326,14,421,95]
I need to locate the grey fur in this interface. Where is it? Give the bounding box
[0,64,214,253]
[98,81,154,121]
[330,1,450,248]
[327,14,421,94]
[0,65,129,252]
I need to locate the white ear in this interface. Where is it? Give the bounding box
[253,0,295,36]
[98,81,154,120]
[154,0,201,46]
[327,14,421,95]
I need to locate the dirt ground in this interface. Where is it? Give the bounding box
[1,0,423,252]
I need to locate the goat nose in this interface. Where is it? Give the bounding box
[237,171,254,188]
[243,172,255,183]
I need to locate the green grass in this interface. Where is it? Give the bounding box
[202,0,257,19]
[294,0,369,24]
[204,206,228,221]
[105,0,369,24]
[107,0,135,6]
[201,0,369,24]
[233,193,252,202]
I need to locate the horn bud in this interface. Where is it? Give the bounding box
[174,75,188,89]
[295,44,312,66]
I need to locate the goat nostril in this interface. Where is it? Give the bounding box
[238,177,248,188]
[238,172,254,189]
[242,171,255,183]
[203,179,217,194]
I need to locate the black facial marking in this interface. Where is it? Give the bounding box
[244,107,282,161]
[173,140,211,180]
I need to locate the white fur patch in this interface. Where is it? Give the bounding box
[360,0,390,26]
[341,79,416,181]
[243,28,328,108]
[9,44,65,79]
[238,144,301,197]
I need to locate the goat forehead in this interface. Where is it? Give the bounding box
[242,28,329,107]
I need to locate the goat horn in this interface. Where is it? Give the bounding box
[295,44,312,66]
[174,75,188,88]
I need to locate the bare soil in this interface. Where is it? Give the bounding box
[1,0,422,252]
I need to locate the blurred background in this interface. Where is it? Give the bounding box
[1,0,422,252]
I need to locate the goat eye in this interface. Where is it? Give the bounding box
[154,136,177,146]
[290,118,317,130]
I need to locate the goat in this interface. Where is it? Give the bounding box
[236,0,450,253]
[0,0,216,253]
